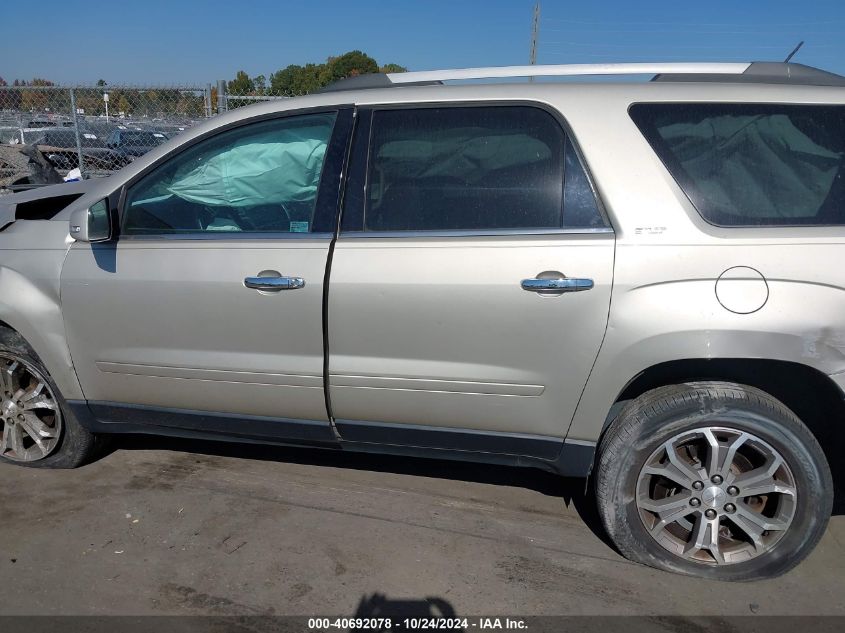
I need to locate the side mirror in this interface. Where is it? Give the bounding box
[70,198,111,242]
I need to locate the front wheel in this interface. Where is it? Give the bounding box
[595,382,833,581]
[0,328,98,468]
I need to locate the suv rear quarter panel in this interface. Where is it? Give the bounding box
[560,84,845,442]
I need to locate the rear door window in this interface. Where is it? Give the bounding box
[358,106,606,232]
[630,104,845,226]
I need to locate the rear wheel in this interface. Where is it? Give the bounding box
[0,328,97,468]
[595,382,833,580]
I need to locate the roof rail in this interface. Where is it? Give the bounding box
[319,62,845,93]
[652,61,845,87]
[318,74,440,93]
[386,62,752,84]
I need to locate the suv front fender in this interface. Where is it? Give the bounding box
[0,221,83,400]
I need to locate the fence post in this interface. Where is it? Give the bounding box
[216,80,227,114]
[68,88,85,179]
[204,83,213,118]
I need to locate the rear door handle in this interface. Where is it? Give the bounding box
[244,276,305,291]
[521,277,593,293]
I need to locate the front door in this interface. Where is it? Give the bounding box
[61,109,351,438]
[328,105,615,445]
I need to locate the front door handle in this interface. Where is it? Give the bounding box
[521,277,593,293]
[244,276,305,291]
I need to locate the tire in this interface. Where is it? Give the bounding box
[595,381,833,581]
[0,327,98,468]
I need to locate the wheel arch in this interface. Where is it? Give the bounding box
[605,358,844,512]
[0,313,83,401]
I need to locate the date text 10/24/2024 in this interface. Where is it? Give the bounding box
[307,617,528,630]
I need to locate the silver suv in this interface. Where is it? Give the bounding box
[1,62,843,581]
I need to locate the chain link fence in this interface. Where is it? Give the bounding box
[0,83,299,193]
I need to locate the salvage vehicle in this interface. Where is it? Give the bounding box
[105,129,168,164]
[32,129,122,173]
[1,61,843,581]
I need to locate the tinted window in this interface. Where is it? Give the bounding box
[123,113,336,235]
[362,106,605,232]
[42,130,103,148]
[119,131,167,146]
[563,137,604,228]
[630,104,845,227]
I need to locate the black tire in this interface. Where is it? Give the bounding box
[595,381,833,581]
[0,327,98,468]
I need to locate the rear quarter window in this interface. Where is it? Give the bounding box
[630,103,845,227]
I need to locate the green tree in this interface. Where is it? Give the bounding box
[267,51,407,96]
[96,79,107,87]
[269,65,298,94]
[322,50,379,83]
[117,95,131,116]
[269,63,324,96]
[253,74,267,95]
[20,78,56,112]
[227,70,255,95]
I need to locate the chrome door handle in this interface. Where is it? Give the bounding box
[244,276,305,291]
[521,277,593,293]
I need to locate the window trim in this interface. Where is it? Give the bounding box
[116,105,355,241]
[339,227,613,239]
[629,101,845,229]
[339,100,613,237]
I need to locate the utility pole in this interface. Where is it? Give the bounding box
[529,2,540,81]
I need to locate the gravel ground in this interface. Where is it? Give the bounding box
[1,436,843,617]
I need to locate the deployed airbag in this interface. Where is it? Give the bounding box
[660,114,842,219]
[166,121,333,208]
[377,133,551,183]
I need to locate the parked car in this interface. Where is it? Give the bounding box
[32,129,122,172]
[1,61,843,581]
[105,128,168,163]
[25,118,56,128]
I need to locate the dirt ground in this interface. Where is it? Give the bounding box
[1,436,843,618]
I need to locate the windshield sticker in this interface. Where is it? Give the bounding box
[290,221,309,233]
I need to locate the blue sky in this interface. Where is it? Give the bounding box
[2,0,845,85]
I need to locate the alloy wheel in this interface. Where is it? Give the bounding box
[636,426,797,565]
[0,353,63,462]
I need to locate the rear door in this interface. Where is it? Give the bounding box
[327,104,615,452]
[61,109,352,439]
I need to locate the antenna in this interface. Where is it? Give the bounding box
[784,41,804,63]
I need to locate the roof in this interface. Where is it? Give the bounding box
[319,61,845,92]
